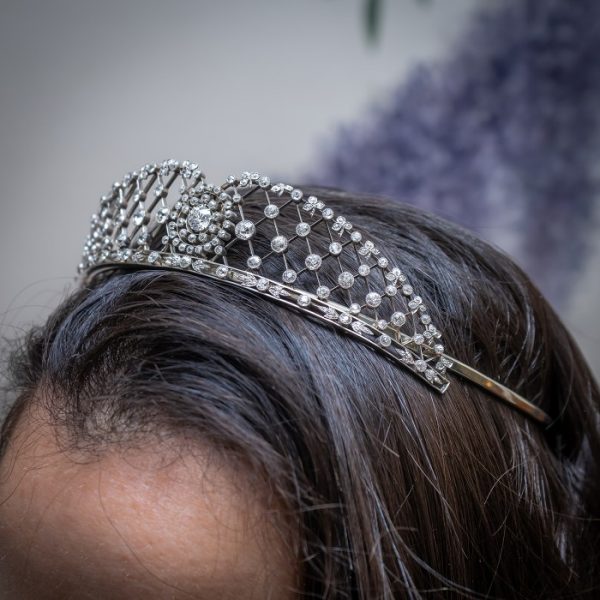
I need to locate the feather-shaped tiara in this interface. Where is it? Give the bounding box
[78,159,550,425]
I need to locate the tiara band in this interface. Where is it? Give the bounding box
[78,159,551,425]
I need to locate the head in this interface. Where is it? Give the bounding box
[1,186,599,599]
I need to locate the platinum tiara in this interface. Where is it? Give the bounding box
[78,159,550,425]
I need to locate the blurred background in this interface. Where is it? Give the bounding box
[1,0,598,386]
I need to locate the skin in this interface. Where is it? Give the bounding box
[0,403,298,599]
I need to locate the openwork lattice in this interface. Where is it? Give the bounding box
[79,159,451,391]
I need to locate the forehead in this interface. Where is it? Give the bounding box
[0,405,296,599]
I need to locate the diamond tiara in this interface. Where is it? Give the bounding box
[78,159,550,425]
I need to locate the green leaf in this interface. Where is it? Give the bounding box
[364,0,381,44]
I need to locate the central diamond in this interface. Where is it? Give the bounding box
[187,206,212,233]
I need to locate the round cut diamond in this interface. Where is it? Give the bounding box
[385,285,397,296]
[282,269,297,283]
[322,208,334,220]
[271,235,289,253]
[156,207,170,224]
[378,334,392,347]
[425,369,437,382]
[391,312,406,327]
[291,189,303,201]
[350,231,362,243]
[247,255,262,269]
[415,359,428,372]
[305,254,322,270]
[408,295,422,309]
[297,294,311,307]
[421,314,432,325]
[413,334,425,345]
[329,242,342,255]
[296,222,311,237]
[133,208,146,226]
[316,285,330,299]
[235,219,256,240]
[365,292,382,308]
[187,207,212,232]
[339,312,352,324]
[338,271,355,289]
[402,284,414,296]
[358,264,370,277]
[377,257,389,268]
[256,278,270,291]
[264,204,279,219]
[349,302,361,315]
[216,265,229,278]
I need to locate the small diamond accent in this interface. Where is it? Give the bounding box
[156,207,170,224]
[247,255,262,269]
[133,208,146,226]
[339,312,352,324]
[378,334,392,347]
[297,294,311,307]
[235,219,256,240]
[358,264,370,277]
[338,271,355,289]
[365,292,382,308]
[391,312,406,327]
[329,242,343,255]
[415,360,428,372]
[264,204,279,219]
[271,235,289,253]
[282,269,297,284]
[408,296,422,311]
[216,265,229,278]
[296,222,311,237]
[316,285,330,299]
[305,254,322,270]
[349,303,361,315]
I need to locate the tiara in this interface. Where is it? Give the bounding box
[78,159,550,425]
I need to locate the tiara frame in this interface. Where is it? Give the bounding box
[79,160,551,426]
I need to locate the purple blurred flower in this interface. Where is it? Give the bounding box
[304,0,600,309]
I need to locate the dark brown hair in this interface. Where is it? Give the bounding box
[2,187,599,598]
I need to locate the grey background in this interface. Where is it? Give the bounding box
[1,0,598,385]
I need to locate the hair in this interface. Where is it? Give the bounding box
[1,187,599,599]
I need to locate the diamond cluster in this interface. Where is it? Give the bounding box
[80,159,452,391]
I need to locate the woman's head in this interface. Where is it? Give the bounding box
[1,187,599,598]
